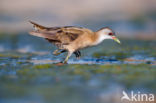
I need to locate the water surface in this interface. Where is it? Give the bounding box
[0,33,155,103]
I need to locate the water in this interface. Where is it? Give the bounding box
[0,33,156,103]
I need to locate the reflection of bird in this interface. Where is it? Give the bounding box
[29,21,120,64]
[121,91,130,101]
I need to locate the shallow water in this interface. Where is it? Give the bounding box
[0,33,156,103]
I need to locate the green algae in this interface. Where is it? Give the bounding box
[0,61,156,103]
[32,64,54,69]
[0,53,22,58]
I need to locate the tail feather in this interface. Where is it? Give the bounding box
[29,31,57,39]
[29,21,58,40]
[29,20,47,30]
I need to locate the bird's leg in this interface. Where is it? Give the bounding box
[63,51,73,64]
[53,49,66,56]
[74,52,79,58]
[74,50,81,59]
[77,51,81,58]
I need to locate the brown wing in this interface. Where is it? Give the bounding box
[53,27,84,44]
[29,21,85,48]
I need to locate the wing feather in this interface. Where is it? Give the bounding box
[29,22,85,48]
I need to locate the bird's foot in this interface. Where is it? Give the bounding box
[53,49,66,56]
[55,62,65,66]
[62,60,68,64]
[53,52,61,56]
[54,60,68,66]
[74,50,81,60]
[53,50,61,56]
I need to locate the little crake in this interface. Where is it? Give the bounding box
[29,21,121,64]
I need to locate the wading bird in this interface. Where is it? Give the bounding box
[29,21,120,64]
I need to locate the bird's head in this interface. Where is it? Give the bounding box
[96,27,121,44]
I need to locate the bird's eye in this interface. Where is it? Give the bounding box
[108,33,113,36]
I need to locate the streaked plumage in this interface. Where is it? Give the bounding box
[29,21,120,63]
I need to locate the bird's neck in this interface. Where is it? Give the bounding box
[91,33,106,45]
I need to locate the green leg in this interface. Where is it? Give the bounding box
[63,52,72,64]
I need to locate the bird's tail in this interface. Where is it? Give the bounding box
[29,20,47,30]
[29,21,56,39]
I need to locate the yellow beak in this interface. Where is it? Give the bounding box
[112,36,121,44]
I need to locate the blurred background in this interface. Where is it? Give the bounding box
[0,0,156,103]
[0,0,156,39]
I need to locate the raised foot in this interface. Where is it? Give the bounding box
[53,49,66,56]
[53,50,61,56]
[53,52,61,56]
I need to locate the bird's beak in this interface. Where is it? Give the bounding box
[112,36,121,44]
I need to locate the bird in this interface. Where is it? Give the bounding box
[29,21,120,64]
